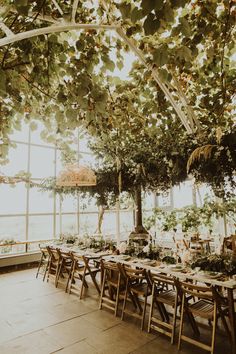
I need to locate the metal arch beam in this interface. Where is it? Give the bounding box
[0,23,119,47]
[72,0,80,23]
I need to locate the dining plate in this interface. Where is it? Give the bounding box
[199,271,222,279]
[140,259,156,266]
[168,265,185,272]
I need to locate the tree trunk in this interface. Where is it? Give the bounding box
[134,184,148,234]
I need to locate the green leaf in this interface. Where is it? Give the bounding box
[131,7,144,23]
[177,46,192,61]
[0,69,6,95]
[66,108,77,120]
[153,47,168,67]
[141,0,155,14]
[158,68,168,82]
[117,60,124,70]
[179,17,191,37]
[144,14,160,35]
[164,3,174,22]
[117,3,131,19]
[76,40,85,51]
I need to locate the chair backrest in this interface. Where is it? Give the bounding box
[149,272,175,288]
[39,244,48,259]
[101,260,120,282]
[70,253,85,270]
[56,248,71,261]
[121,264,151,287]
[46,246,59,262]
[177,280,212,301]
[173,236,189,251]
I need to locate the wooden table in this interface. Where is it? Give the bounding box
[104,255,236,354]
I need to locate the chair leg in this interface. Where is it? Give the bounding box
[99,269,106,310]
[65,266,72,293]
[36,255,43,278]
[178,295,185,351]
[141,292,147,331]
[171,297,178,344]
[148,284,155,333]
[210,303,217,354]
[43,259,49,281]
[55,261,62,288]
[121,280,128,321]
[80,270,87,299]
[115,277,121,317]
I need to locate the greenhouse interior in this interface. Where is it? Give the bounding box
[0,1,235,354]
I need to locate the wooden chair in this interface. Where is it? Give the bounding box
[67,254,100,299]
[177,280,217,354]
[55,248,73,290]
[36,245,49,281]
[148,272,181,344]
[223,234,236,253]
[121,265,152,330]
[99,260,125,316]
[46,246,61,286]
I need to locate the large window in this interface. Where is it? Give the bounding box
[0,124,135,248]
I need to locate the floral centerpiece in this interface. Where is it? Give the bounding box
[191,253,236,275]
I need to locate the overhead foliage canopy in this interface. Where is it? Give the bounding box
[0,0,235,194]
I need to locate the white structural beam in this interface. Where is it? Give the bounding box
[116,28,193,134]
[72,0,79,23]
[52,0,64,16]
[0,21,14,37]
[0,23,119,47]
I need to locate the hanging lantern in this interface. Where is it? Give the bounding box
[56,164,97,187]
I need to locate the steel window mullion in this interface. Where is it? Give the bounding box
[25,128,31,251]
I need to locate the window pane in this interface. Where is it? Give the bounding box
[0,216,25,241]
[196,184,213,207]
[28,215,53,240]
[79,153,96,167]
[30,146,55,178]
[102,212,116,235]
[78,131,92,153]
[30,121,52,146]
[173,181,193,208]
[0,184,26,214]
[29,188,54,213]
[9,122,29,142]
[143,191,154,210]
[1,144,28,175]
[157,190,172,208]
[61,195,77,213]
[120,211,134,234]
[79,213,97,235]
[79,195,98,212]
[61,214,77,234]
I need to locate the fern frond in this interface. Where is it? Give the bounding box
[187,144,217,173]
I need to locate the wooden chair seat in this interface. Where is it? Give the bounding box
[130,282,151,296]
[157,289,177,306]
[189,299,214,319]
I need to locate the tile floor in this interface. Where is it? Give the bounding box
[0,268,231,354]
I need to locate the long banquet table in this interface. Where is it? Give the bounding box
[103,254,236,354]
